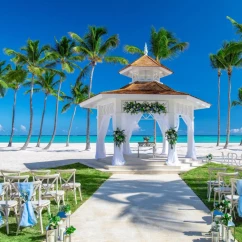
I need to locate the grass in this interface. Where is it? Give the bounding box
[180,163,242,242]
[0,163,111,242]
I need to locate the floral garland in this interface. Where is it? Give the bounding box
[113,128,126,147]
[165,128,178,149]
[123,101,166,114]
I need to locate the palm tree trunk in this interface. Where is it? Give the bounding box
[224,72,232,149]
[44,81,62,150]
[217,71,221,146]
[36,94,48,147]
[66,105,77,147]
[8,89,17,147]
[85,64,95,150]
[21,74,34,150]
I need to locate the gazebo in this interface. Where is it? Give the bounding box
[80,48,210,166]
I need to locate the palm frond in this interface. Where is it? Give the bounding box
[227,16,242,37]
[104,56,128,65]
[61,102,72,113]
[124,45,143,55]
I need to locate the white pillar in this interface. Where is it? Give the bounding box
[167,112,180,165]
[112,113,126,165]
[95,114,111,159]
[182,114,197,160]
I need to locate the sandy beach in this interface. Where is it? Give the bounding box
[0,142,241,171]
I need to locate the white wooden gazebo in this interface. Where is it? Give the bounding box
[80,50,210,166]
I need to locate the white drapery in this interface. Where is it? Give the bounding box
[95,115,111,159]
[153,113,169,155]
[123,113,142,155]
[112,114,126,166]
[167,113,180,166]
[181,115,197,160]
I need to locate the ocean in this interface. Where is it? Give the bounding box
[0,135,241,143]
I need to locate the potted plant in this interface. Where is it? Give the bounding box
[61,204,71,216]
[206,153,213,162]
[64,225,76,242]
[46,214,61,242]
[143,136,150,142]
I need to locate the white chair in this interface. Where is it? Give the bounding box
[31,170,54,191]
[0,182,18,234]
[214,172,239,206]
[58,169,82,204]
[34,174,65,209]
[13,181,51,234]
[207,167,227,201]
[225,178,240,218]
[0,170,22,182]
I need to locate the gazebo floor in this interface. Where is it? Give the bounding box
[92,153,202,174]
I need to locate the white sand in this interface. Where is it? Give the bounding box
[0,142,241,171]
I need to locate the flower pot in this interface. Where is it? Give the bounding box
[46,229,57,242]
[64,234,71,242]
[211,231,219,242]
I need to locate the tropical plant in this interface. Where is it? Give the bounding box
[124,26,188,62]
[211,41,242,148]
[24,71,62,147]
[61,81,88,147]
[209,52,225,146]
[65,225,76,235]
[0,61,10,97]
[69,26,128,150]
[4,40,49,150]
[232,87,242,145]
[4,65,28,147]
[43,36,81,150]
[227,16,242,37]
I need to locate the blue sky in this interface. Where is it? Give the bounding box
[0,0,242,136]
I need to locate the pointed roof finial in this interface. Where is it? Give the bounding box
[144,43,148,55]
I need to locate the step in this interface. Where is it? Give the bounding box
[106,169,183,174]
[105,165,181,171]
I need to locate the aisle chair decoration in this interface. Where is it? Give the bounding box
[206,154,213,163]
[237,179,242,217]
[0,184,4,227]
[17,182,37,232]
[46,213,61,242]
[64,225,76,242]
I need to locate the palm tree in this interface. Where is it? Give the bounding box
[232,87,242,145]
[43,36,82,150]
[69,26,128,150]
[0,61,10,97]
[4,40,49,150]
[124,27,188,61]
[24,71,61,147]
[227,16,242,37]
[4,65,28,147]
[209,52,225,146]
[62,82,89,147]
[212,42,242,148]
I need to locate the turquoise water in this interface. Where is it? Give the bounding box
[0,135,241,143]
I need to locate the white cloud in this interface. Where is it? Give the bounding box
[20,125,27,132]
[0,124,4,132]
[133,122,145,132]
[230,127,242,133]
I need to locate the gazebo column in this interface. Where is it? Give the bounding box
[123,113,142,155]
[167,112,180,165]
[95,114,111,159]
[181,114,197,160]
[112,113,126,165]
[161,130,168,155]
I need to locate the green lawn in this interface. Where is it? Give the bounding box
[180,163,242,242]
[0,163,111,242]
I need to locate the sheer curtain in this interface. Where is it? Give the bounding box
[153,113,169,154]
[167,113,180,165]
[95,115,111,159]
[181,114,197,160]
[123,113,142,155]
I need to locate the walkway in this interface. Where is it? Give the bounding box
[71,174,211,242]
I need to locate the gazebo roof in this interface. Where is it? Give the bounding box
[119,55,173,73]
[102,81,188,95]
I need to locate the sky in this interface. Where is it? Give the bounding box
[0,0,242,136]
